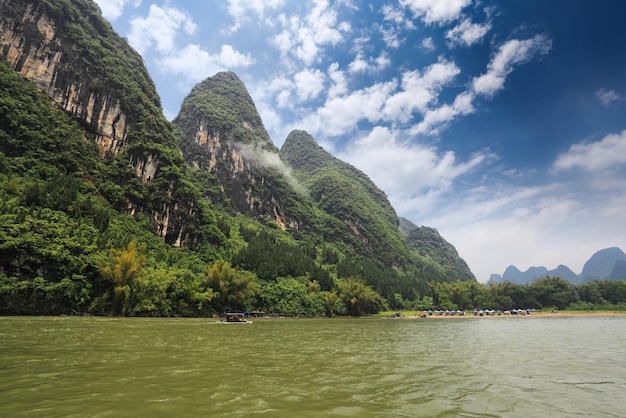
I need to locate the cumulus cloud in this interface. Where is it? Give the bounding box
[553,130,626,172]
[421,37,436,51]
[158,44,253,86]
[400,0,471,25]
[293,68,326,101]
[297,58,461,138]
[410,34,551,136]
[381,3,409,26]
[127,5,196,55]
[382,59,461,122]
[314,80,397,136]
[472,34,552,96]
[411,91,474,135]
[338,126,486,201]
[327,62,348,98]
[226,0,285,32]
[272,0,351,65]
[93,0,140,21]
[595,88,621,107]
[125,4,253,88]
[348,52,391,74]
[445,18,491,47]
[378,4,413,48]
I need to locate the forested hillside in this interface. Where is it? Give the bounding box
[0,0,487,317]
[399,218,475,282]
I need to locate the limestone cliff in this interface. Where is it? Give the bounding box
[0,0,202,246]
[0,0,132,156]
[173,72,303,230]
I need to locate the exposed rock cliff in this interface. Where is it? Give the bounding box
[0,0,205,246]
[173,72,304,230]
[0,0,132,156]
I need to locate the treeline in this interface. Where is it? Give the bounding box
[2,34,624,318]
[424,277,626,312]
[0,236,386,317]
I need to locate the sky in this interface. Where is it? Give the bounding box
[93,0,626,282]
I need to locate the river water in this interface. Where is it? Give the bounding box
[1,315,625,417]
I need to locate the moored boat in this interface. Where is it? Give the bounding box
[217,312,252,324]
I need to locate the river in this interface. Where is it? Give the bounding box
[1,315,625,417]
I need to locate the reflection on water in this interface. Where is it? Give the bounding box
[1,316,626,417]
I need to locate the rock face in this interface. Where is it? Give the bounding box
[0,1,128,156]
[0,0,201,246]
[173,72,302,229]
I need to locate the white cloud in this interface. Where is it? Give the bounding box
[595,88,621,107]
[445,18,491,47]
[93,0,140,21]
[383,59,461,122]
[293,68,326,102]
[381,3,408,25]
[127,4,196,55]
[272,1,351,65]
[158,44,253,87]
[553,130,626,172]
[411,34,551,136]
[338,126,486,205]
[328,62,348,98]
[400,0,471,25]
[125,4,253,88]
[217,44,255,68]
[472,34,552,96]
[348,52,391,73]
[422,37,436,51]
[378,3,414,48]
[314,80,397,136]
[432,183,626,282]
[411,91,475,135]
[290,58,461,139]
[226,0,286,32]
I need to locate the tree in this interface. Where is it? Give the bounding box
[323,290,342,316]
[98,240,145,315]
[530,276,577,310]
[205,260,259,312]
[338,277,386,316]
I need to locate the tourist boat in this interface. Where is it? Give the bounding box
[218,313,252,324]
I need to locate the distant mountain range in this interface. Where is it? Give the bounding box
[489,247,626,285]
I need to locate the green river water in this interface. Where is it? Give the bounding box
[1,315,625,417]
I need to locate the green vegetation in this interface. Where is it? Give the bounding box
[400,220,475,282]
[2,1,624,318]
[425,277,626,311]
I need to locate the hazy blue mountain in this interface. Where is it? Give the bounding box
[581,247,626,282]
[607,260,626,280]
[490,247,626,284]
[548,265,579,282]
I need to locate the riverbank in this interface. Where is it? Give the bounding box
[380,310,626,319]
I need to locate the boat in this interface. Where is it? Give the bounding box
[217,312,252,324]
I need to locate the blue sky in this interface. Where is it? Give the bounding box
[94,0,626,282]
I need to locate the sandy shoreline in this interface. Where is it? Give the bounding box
[391,311,626,319]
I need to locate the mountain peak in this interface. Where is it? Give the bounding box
[491,247,626,284]
[581,247,626,281]
[281,130,331,172]
[176,71,274,150]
